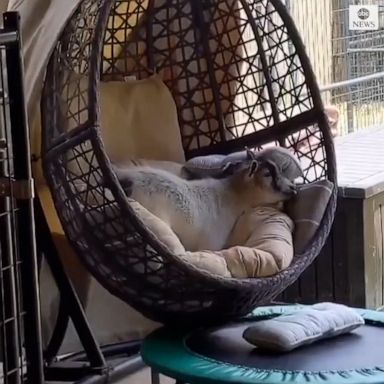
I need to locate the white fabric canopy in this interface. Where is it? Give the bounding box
[7,0,82,118]
[2,0,158,354]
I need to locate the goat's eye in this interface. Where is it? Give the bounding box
[263,171,271,177]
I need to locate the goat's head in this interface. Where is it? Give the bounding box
[228,147,297,205]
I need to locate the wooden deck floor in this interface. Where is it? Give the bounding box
[335,125,384,198]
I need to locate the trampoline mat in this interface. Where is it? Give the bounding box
[186,321,384,371]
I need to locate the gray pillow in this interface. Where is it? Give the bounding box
[183,150,249,178]
[285,180,334,254]
[183,147,303,180]
[243,302,364,352]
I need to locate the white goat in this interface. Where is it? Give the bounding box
[112,150,297,252]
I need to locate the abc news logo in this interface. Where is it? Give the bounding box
[349,5,379,30]
[357,7,370,20]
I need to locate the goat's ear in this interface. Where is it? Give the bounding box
[248,160,259,177]
[245,146,258,160]
[221,161,245,176]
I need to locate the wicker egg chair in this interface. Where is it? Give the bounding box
[40,0,337,325]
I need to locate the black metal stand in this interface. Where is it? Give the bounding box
[34,196,146,382]
[34,197,106,368]
[1,11,44,384]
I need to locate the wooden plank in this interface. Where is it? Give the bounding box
[382,204,384,309]
[331,198,355,305]
[342,198,365,307]
[363,196,384,309]
[281,279,301,304]
[335,127,384,198]
[314,234,334,302]
[298,263,317,304]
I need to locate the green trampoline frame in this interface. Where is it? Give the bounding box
[141,305,384,384]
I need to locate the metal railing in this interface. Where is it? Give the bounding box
[319,69,384,136]
[284,0,384,137]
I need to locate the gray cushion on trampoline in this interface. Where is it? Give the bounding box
[243,302,364,352]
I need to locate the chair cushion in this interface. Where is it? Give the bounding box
[99,74,185,164]
[185,206,294,278]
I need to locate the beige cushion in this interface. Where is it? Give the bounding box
[64,74,185,185]
[129,200,185,255]
[99,75,185,164]
[127,202,294,279]
[115,158,185,177]
[285,180,334,254]
[181,251,232,277]
[218,207,294,278]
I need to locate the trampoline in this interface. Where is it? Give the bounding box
[142,305,384,384]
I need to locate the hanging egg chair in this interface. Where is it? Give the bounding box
[40,0,337,325]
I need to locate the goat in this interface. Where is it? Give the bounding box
[112,149,297,252]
